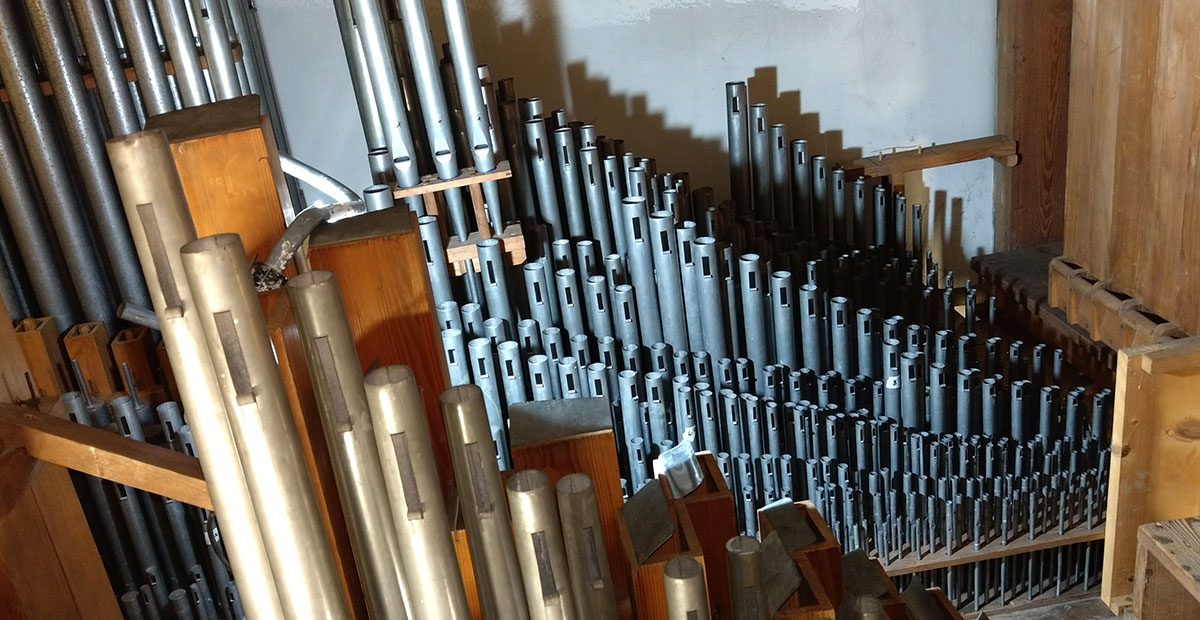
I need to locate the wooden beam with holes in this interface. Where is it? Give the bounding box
[842,135,1018,179]
[0,402,211,510]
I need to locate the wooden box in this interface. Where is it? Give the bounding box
[670,452,737,618]
[620,478,706,620]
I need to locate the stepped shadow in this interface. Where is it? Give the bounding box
[746,66,863,166]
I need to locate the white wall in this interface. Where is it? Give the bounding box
[257,0,997,277]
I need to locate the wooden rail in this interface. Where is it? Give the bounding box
[0,402,211,510]
[843,134,1019,179]
[880,523,1105,576]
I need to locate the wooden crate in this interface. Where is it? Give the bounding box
[1134,516,1200,620]
[670,452,737,618]
[620,478,706,620]
[1061,0,1200,337]
[1102,336,1200,610]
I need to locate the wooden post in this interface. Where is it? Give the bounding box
[1102,336,1200,610]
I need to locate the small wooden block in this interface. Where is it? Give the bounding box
[110,327,165,405]
[446,223,527,276]
[62,322,117,400]
[14,318,67,402]
[1047,256,1084,314]
[1089,283,1135,347]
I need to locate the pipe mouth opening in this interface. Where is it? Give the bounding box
[286,270,334,289]
[507,469,548,493]
[180,233,240,255]
[364,364,413,387]
[556,472,593,495]
[663,555,703,580]
[439,383,481,405]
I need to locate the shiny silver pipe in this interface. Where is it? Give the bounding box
[113,0,175,116]
[418,215,455,308]
[0,6,115,328]
[508,470,578,620]
[480,238,515,327]
[396,0,471,239]
[28,0,152,313]
[345,0,420,198]
[664,555,710,620]
[287,271,412,619]
[790,139,811,239]
[442,385,531,620]
[189,0,241,99]
[440,0,503,231]
[726,535,766,620]
[748,104,770,220]
[365,365,472,620]
[68,0,141,135]
[526,118,564,238]
[329,0,388,162]
[622,196,663,345]
[180,233,349,620]
[154,0,211,106]
[0,106,76,326]
[279,154,359,204]
[650,210,688,351]
[769,123,791,230]
[107,131,284,619]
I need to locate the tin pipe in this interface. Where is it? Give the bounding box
[68,0,140,135]
[556,474,618,620]
[468,337,509,464]
[726,535,767,620]
[769,123,792,230]
[553,127,589,239]
[556,268,585,342]
[651,210,689,350]
[153,0,211,106]
[664,555,710,620]
[180,233,348,620]
[526,118,565,237]
[29,0,153,312]
[0,6,116,328]
[287,271,412,619]
[583,275,614,341]
[811,155,828,244]
[111,0,174,116]
[479,238,515,327]
[580,147,615,256]
[790,140,812,239]
[748,104,770,220]
[442,385,531,620]
[798,284,826,372]
[830,167,846,247]
[694,237,728,359]
[726,82,752,217]
[622,197,663,345]
[507,470,578,620]
[364,365,472,620]
[345,0,420,198]
[108,131,283,618]
[0,106,76,326]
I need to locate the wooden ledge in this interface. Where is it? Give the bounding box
[0,402,211,510]
[844,134,1018,178]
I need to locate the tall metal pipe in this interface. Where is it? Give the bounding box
[329,0,387,163]
[440,0,503,231]
[441,385,531,620]
[153,0,211,106]
[0,5,115,328]
[107,130,283,619]
[68,0,141,135]
[180,233,349,620]
[0,108,76,326]
[189,0,241,100]
[726,82,751,217]
[113,0,175,116]
[28,0,152,312]
[287,271,413,619]
[396,0,471,239]
[508,470,579,620]
[365,365,472,620]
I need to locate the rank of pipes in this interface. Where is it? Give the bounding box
[423,81,1112,610]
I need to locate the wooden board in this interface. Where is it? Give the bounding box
[842,135,1017,179]
[0,402,211,510]
[307,207,451,491]
[1134,517,1200,619]
[1102,336,1200,609]
[0,458,122,620]
[993,0,1071,249]
[144,95,289,267]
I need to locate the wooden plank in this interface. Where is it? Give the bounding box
[993,0,1071,249]
[445,223,527,276]
[62,322,118,400]
[29,464,123,619]
[1102,337,1200,609]
[391,161,512,201]
[1062,0,1102,273]
[0,402,212,510]
[882,522,1105,577]
[0,464,84,619]
[843,135,1017,179]
[14,317,67,401]
[1137,518,1200,604]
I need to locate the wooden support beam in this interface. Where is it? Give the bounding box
[0,403,211,510]
[843,135,1018,179]
[881,522,1104,576]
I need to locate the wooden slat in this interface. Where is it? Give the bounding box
[993,0,1071,249]
[1136,518,1200,610]
[843,135,1017,179]
[881,522,1105,576]
[1102,336,1200,609]
[391,160,512,201]
[0,402,212,510]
